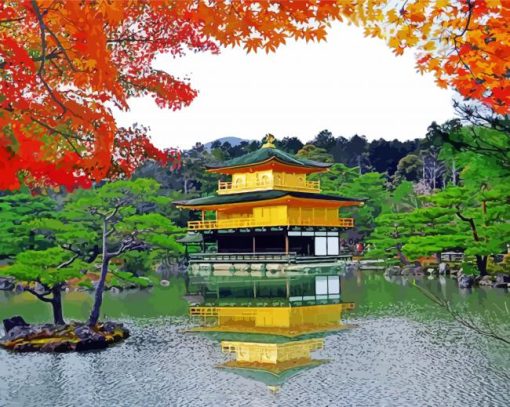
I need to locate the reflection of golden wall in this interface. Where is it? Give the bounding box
[221,339,324,364]
[289,304,342,326]
[209,304,344,328]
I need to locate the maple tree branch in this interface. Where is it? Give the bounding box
[0,49,61,70]
[44,22,76,72]
[31,117,82,156]
[39,77,68,116]
[49,57,64,75]
[31,0,71,117]
[31,0,47,77]
[456,0,473,39]
[0,17,25,24]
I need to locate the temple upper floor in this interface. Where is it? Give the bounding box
[217,170,320,195]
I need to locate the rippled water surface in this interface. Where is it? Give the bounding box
[1,272,509,406]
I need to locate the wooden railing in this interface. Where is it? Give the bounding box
[187,217,354,231]
[217,179,320,194]
[188,252,353,264]
[189,307,219,317]
[190,252,297,263]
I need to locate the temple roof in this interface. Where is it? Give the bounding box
[205,147,332,172]
[174,190,364,208]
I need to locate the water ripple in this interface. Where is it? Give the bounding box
[0,315,509,407]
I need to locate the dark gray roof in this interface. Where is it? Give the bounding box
[205,147,331,171]
[174,190,364,207]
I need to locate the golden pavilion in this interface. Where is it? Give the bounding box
[175,134,363,259]
[176,134,362,389]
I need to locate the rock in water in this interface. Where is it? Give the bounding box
[384,266,401,277]
[438,262,449,274]
[3,316,29,333]
[75,337,107,351]
[1,321,129,353]
[458,275,474,289]
[495,274,510,284]
[0,277,15,291]
[478,276,493,287]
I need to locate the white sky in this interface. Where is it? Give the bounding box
[113,23,455,150]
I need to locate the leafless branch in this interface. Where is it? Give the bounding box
[414,282,510,345]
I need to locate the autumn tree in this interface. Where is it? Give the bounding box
[2,1,507,190]
[361,1,510,114]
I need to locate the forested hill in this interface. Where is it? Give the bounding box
[194,130,423,174]
[137,129,429,196]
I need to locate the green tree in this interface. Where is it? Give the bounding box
[1,248,87,324]
[317,165,390,236]
[3,179,184,326]
[296,144,334,163]
[315,163,359,193]
[0,193,56,258]
[60,179,184,326]
[340,172,390,235]
[369,149,510,276]
[394,154,423,183]
[276,137,303,154]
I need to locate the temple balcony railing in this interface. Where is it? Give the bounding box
[188,251,353,264]
[187,216,354,231]
[217,179,320,195]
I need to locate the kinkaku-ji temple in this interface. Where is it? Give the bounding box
[175,134,364,389]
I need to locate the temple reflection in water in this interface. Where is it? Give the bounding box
[188,270,353,388]
[175,134,361,389]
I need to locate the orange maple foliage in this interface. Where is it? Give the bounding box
[360,0,510,115]
[0,1,508,190]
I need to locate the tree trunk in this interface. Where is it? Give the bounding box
[456,211,488,276]
[396,243,410,265]
[452,160,457,186]
[475,255,488,276]
[88,220,109,326]
[51,286,65,325]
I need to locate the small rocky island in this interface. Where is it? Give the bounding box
[0,317,129,353]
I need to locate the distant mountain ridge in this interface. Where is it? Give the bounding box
[204,136,252,150]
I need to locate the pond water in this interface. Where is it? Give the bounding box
[0,271,509,406]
